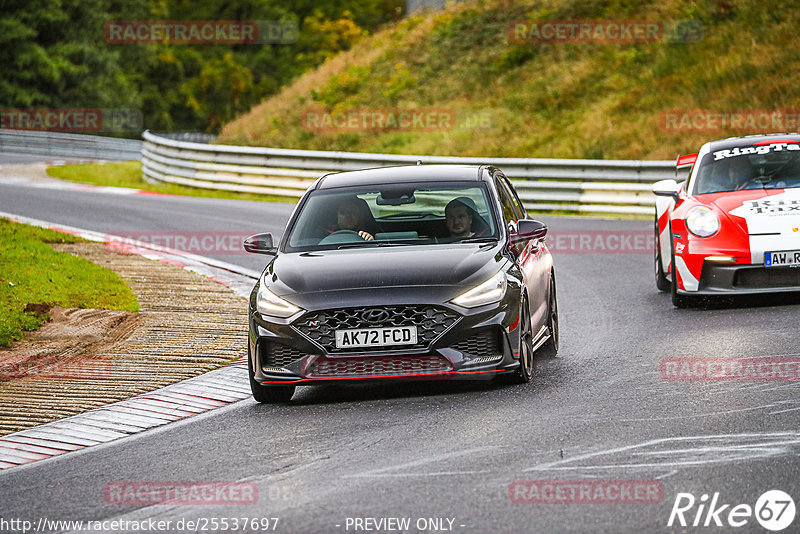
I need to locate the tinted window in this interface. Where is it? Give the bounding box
[285,182,498,252]
[495,177,519,224]
[693,143,800,194]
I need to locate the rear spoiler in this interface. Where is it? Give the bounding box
[676,153,698,168]
[675,153,697,178]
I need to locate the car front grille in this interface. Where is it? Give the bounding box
[452,329,502,359]
[305,355,452,378]
[734,267,800,289]
[260,341,306,369]
[294,306,460,353]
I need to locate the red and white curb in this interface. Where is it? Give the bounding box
[0,212,263,471]
[0,356,251,470]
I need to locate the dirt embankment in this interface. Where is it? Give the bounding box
[0,242,249,436]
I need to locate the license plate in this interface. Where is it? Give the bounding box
[335,326,418,348]
[765,250,800,267]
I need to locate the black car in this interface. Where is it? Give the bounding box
[244,165,558,402]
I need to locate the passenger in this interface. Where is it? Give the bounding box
[704,157,751,193]
[727,156,755,190]
[445,197,478,238]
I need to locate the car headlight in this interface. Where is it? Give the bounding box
[257,282,302,318]
[452,270,507,308]
[686,206,720,237]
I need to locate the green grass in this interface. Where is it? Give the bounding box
[0,219,139,347]
[218,0,800,161]
[46,161,295,203]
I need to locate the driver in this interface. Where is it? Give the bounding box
[333,197,375,241]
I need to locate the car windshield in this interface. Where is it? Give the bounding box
[284,182,498,252]
[692,144,800,194]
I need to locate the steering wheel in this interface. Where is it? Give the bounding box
[318,230,365,245]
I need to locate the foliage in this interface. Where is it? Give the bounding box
[0,0,404,133]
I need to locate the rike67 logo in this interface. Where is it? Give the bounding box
[668,490,795,531]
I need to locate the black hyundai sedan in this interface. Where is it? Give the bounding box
[244,165,558,402]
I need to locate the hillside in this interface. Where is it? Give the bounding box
[218,0,800,160]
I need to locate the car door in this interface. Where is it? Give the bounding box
[495,173,548,329]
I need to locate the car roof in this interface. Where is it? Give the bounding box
[314,164,492,190]
[702,132,800,152]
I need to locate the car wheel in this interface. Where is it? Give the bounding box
[655,216,670,292]
[538,275,559,358]
[507,296,534,384]
[248,347,295,403]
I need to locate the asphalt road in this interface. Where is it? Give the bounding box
[1,176,800,534]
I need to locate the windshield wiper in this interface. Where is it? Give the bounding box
[459,237,498,244]
[336,242,408,250]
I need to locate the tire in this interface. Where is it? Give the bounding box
[655,216,670,292]
[248,347,295,403]
[500,296,534,384]
[538,274,559,358]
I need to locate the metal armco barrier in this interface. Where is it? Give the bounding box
[0,130,142,161]
[142,130,680,215]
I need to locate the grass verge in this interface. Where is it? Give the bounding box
[46,161,295,203]
[0,219,139,347]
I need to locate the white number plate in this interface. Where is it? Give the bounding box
[335,326,418,348]
[765,250,800,267]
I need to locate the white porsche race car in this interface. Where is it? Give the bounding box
[654,133,800,307]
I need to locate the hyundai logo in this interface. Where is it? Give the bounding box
[361,309,390,324]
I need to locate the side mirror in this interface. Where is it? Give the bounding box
[510,219,547,245]
[243,233,276,255]
[653,179,681,202]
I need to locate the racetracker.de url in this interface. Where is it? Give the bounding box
[0,517,280,533]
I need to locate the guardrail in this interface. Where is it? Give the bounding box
[0,130,142,161]
[142,130,682,215]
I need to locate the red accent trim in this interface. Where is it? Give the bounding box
[676,153,698,167]
[753,139,799,146]
[259,368,503,384]
[509,314,520,332]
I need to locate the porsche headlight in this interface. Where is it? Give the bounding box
[257,281,302,318]
[452,271,507,308]
[686,206,720,237]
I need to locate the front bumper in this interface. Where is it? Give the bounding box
[248,299,521,385]
[678,260,800,296]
